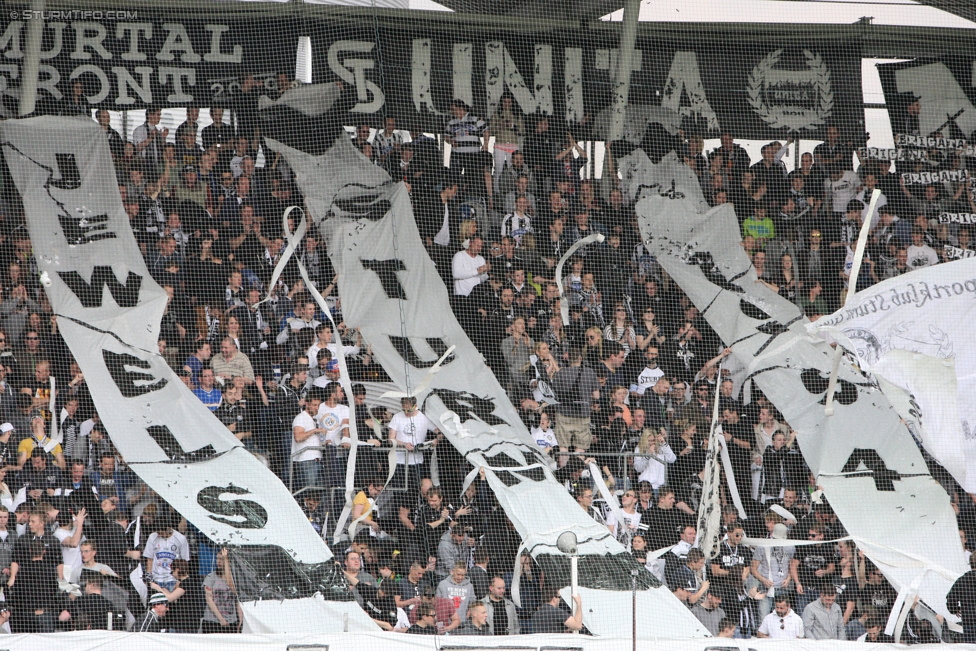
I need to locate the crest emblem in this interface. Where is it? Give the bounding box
[747,49,834,131]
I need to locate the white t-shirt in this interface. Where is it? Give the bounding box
[143,531,190,583]
[826,171,860,213]
[606,509,642,539]
[292,411,322,461]
[307,342,361,368]
[906,244,939,269]
[531,426,557,451]
[452,250,487,296]
[316,402,350,446]
[54,526,83,569]
[630,366,665,395]
[389,411,435,465]
[758,610,804,639]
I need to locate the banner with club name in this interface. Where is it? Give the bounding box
[310,19,861,138]
[810,258,976,494]
[0,13,298,114]
[629,148,967,626]
[901,169,969,186]
[264,124,707,638]
[0,116,378,633]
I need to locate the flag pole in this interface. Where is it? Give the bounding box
[825,189,880,416]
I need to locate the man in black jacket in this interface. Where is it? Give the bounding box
[416,179,463,288]
[947,553,976,643]
[59,574,114,630]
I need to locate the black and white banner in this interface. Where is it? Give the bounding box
[811,258,976,494]
[630,148,968,627]
[0,14,298,111]
[939,212,976,224]
[265,128,707,638]
[879,59,976,143]
[0,116,376,634]
[857,147,927,162]
[945,245,976,259]
[311,22,861,138]
[900,169,969,185]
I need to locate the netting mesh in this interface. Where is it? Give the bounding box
[0,1,972,646]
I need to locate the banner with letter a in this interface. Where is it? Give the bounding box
[0,116,375,634]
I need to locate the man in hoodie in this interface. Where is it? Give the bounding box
[437,526,474,577]
[435,562,476,630]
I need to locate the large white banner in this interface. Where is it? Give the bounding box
[266,130,707,639]
[810,259,976,493]
[631,150,967,626]
[0,116,376,632]
[0,630,921,651]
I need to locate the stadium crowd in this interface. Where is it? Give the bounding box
[0,78,971,640]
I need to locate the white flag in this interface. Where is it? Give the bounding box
[809,258,976,492]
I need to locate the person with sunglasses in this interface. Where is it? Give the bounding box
[791,524,835,614]
[757,594,804,638]
[406,606,439,635]
[606,490,642,547]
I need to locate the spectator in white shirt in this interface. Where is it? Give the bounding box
[452,236,490,298]
[758,594,804,639]
[906,227,940,269]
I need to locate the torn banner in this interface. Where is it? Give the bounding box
[631,149,967,626]
[0,116,376,634]
[809,257,976,493]
[264,127,707,639]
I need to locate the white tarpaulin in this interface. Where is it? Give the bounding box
[0,630,932,651]
[809,258,976,493]
[265,125,706,638]
[631,150,968,626]
[0,116,376,633]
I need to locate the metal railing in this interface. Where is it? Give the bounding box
[289,445,669,497]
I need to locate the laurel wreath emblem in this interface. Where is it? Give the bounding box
[747,49,834,131]
[882,321,954,359]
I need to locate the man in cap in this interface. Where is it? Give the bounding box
[138,592,170,632]
[0,422,18,476]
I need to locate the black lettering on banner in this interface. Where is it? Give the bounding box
[800,367,859,407]
[103,350,168,397]
[197,484,268,529]
[331,183,393,221]
[51,153,82,190]
[739,299,771,321]
[841,448,903,491]
[361,259,407,299]
[59,212,115,246]
[146,425,216,463]
[660,179,686,200]
[58,267,142,308]
[389,336,455,368]
[685,252,746,294]
[426,389,509,427]
[754,315,802,355]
